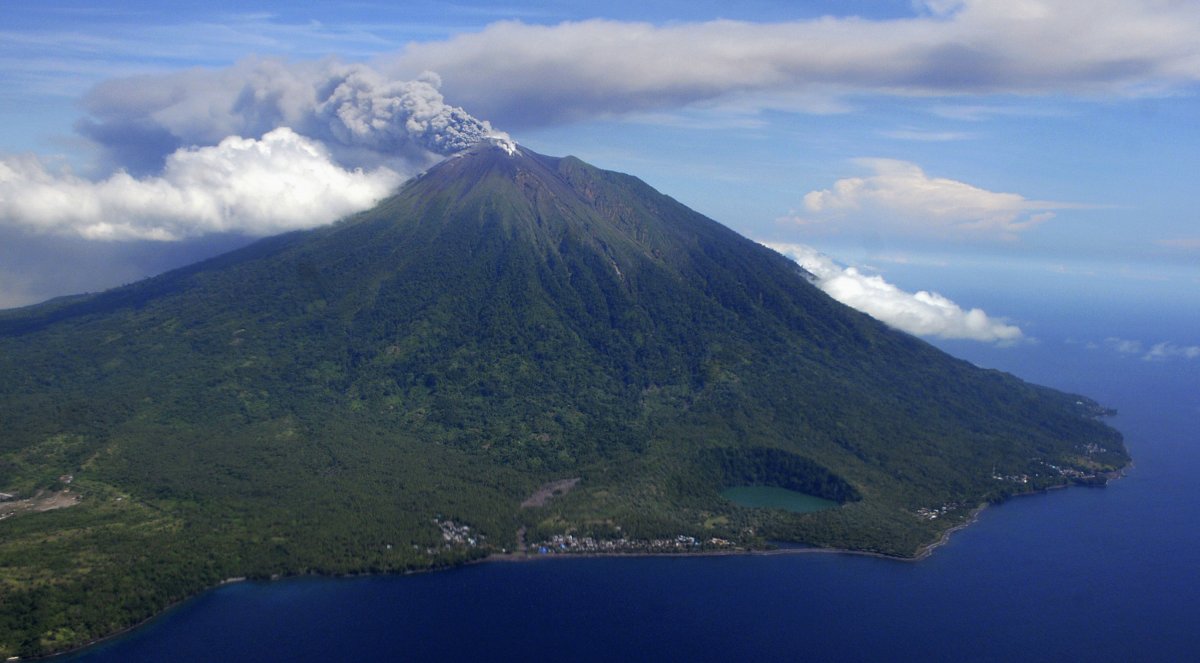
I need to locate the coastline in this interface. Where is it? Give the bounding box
[486,506,986,566]
[35,540,924,660]
[910,503,987,561]
[488,468,1130,566]
[42,506,986,660]
[42,587,207,661]
[32,472,1128,661]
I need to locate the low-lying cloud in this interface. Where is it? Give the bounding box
[1103,337,1200,361]
[768,242,1024,343]
[0,128,402,240]
[793,158,1077,241]
[1146,342,1200,361]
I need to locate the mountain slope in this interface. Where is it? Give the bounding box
[0,142,1126,657]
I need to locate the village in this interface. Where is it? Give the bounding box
[420,519,739,557]
[421,518,484,555]
[527,532,736,555]
[1037,460,1107,482]
[915,502,966,521]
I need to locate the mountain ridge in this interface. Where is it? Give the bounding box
[0,143,1127,658]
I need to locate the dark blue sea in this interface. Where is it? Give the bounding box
[67,275,1200,662]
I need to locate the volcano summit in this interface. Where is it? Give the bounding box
[0,141,1126,658]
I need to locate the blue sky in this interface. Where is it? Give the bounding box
[1,1,1197,353]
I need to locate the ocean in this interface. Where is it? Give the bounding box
[65,271,1200,662]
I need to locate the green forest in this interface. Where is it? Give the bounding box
[0,144,1128,658]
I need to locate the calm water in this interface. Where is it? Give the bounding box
[720,485,838,513]
[67,288,1200,662]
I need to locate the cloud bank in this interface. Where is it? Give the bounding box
[768,242,1023,343]
[792,159,1076,241]
[0,128,402,240]
[3,0,1192,307]
[387,0,1200,127]
[28,0,1183,246]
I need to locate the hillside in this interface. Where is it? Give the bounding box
[0,141,1127,658]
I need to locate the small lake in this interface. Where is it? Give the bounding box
[60,296,1200,662]
[720,485,838,512]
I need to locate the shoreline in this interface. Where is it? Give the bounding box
[30,472,1128,661]
[486,504,988,566]
[910,503,987,561]
[484,468,1131,566]
[39,512,978,660]
[34,542,923,661]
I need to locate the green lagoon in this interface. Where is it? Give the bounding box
[720,486,839,513]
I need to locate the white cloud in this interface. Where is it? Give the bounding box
[384,1,1200,127]
[797,159,1078,241]
[1144,342,1200,361]
[767,242,1024,343]
[1105,337,1144,355]
[10,1,1200,128]
[1102,337,1200,361]
[0,128,403,241]
[1,60,507,248]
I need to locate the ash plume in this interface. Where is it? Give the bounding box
[0,60,512,250]
[78,59,505,175]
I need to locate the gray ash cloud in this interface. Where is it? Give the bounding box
[78,59,501,176]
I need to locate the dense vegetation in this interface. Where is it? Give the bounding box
[0,143,1127,658]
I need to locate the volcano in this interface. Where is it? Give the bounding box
[0,141,1126,657]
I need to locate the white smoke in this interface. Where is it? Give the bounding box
[768,242,1024,343]
[0,128,403,241]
